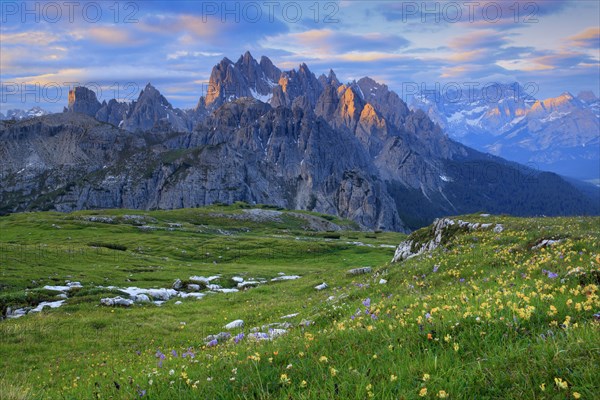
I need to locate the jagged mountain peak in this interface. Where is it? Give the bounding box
[318,69,340,86]
[138,83,172,108]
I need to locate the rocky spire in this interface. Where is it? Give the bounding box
[67,86,102,117]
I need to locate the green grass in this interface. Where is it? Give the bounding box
[0,209,599,399]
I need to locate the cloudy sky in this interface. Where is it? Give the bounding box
[1,0,599,111]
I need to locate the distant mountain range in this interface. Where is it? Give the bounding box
[1,53,598,230]
[0,107,51,121]
[410,84,599,181]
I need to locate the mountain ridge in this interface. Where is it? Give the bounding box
[410,84,599,180]
[2,53,598,230]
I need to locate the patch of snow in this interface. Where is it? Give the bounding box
[249,88,273,103]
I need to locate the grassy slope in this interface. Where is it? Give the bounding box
[0,208,599,399]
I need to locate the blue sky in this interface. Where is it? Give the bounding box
[1,0,599,111]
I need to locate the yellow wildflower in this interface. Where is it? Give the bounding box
[279,374,290,385]
[554,377,568,390]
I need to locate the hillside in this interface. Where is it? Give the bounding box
[0,208,599,399]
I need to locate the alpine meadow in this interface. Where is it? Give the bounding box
[1,1,599,399]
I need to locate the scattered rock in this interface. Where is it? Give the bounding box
[532,239,563,251]
[281,313,299,319]
[379,279,388,284]
[205,332,231,343]
[206,284,222,290]
[268,328,287,338]
[238,281,260,289]
[187,284,201,291]
[262,322,292,330]
[100,296,134,307]
[347,267,372,275]
[271,275,301,282]
[29,300,65,313]
[6,308,27,319]
[315,282,328,290]
[179,292,206,299]
[145,288,178,301]
[224,319,244,330]
[134,294,151,303]
[190,275,220,284]
[172,279,183,290]
[212,288,238,293]
[232,277,244,283]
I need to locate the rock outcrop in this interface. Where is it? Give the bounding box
[391,218,504,262]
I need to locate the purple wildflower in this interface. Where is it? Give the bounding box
[351,315,355,320]
[171,350,178,357]
[207,339,218,347]
[233,333,245,344]
[363,298,371,308]
[433,265,439,273]
[542,269,558,278]
[182,348,195,358]
[371,313,378,320]
[155,350,165,360]
[137,389,146,397]
[425,313,431,320]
